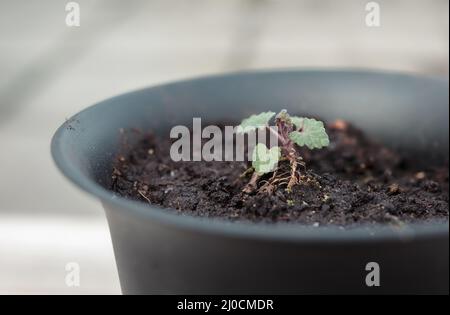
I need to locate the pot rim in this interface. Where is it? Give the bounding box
[51,68,449,243]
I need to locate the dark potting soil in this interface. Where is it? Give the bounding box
[111,120,449,227]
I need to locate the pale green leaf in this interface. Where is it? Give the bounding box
[290,116,304,130]
[288,118,330,149]
[237,111,275,133]
[252,143,281,175]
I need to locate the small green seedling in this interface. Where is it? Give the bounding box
[238,110,330,193]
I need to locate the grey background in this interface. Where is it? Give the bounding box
[0,0,448,294]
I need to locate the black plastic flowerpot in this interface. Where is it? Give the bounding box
[51,70,449,294]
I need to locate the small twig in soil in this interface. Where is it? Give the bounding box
[138,190,151,203]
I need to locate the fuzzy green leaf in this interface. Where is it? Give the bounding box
[288,118,330,149]
[252,143,281,175]
[290,116,304,130]
[237,111,275,133]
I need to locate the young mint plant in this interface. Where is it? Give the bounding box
[238,110,329,193]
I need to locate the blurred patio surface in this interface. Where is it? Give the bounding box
[0,0,448,294]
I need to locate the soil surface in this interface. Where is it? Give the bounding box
[111,121,449,227]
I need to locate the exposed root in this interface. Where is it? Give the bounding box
[271,176,291,184]
[257,170,279,195]
[239,167,254,178]
[286,149,301,192]
[287,164,298,191]
[258,181,276,194]
[276,171,291,177]
[242,172,260,194]
[242,157,311,195]
[298,160,306,172]
[276,181,290,188]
